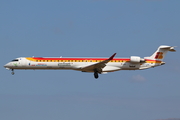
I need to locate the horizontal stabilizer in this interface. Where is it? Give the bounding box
[169,46,176,52]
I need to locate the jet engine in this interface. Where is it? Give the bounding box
[130,56,145,63]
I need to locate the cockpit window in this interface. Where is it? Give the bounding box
[11,59,19,62]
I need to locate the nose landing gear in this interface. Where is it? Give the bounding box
[11,69,14,75]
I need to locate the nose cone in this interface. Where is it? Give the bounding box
[4,63,11,69]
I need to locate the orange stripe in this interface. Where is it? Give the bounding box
[26,57,162,63]
[145,59,162,63]
[26,57,130,62]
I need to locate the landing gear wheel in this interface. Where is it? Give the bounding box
[11,69,14,75]
[94,72,99,79]
[11,72,14,75]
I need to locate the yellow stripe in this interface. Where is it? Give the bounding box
[26,57,162,64]
[26,57,129,63]
[26,58,36,62]
[146,61,162,63]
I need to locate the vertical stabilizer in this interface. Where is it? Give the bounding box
[145,45,176,61]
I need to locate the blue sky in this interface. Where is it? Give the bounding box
[0,0,180,120]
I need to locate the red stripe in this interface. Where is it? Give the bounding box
[145,59,161,62]
[32,57,130,61]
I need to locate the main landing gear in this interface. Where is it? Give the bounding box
[11,69,14,75]
[94,71,99,79]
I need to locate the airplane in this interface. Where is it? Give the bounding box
[4,45,176,79]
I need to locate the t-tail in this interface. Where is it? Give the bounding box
[145,45,176,62]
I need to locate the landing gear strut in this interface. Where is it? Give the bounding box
[11,69,14,75]
[94,72,99,79]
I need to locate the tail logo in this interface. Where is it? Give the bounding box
[155,52,163,59]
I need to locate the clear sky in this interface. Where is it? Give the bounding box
[0,0,180,120]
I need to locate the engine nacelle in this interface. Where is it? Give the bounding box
[130,56,145,63]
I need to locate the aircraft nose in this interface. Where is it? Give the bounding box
[4,63,11,69]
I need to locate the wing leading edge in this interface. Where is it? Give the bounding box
[81,53,116,73]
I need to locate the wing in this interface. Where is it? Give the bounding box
[81,53,116,73]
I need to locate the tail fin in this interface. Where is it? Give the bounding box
[145,45,176,61]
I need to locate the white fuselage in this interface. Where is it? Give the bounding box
[4,45,175,78]
[4,57,162,72]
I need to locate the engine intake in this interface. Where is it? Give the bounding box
[130,56,145,63]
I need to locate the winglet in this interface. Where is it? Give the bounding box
[108,53,116,60]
